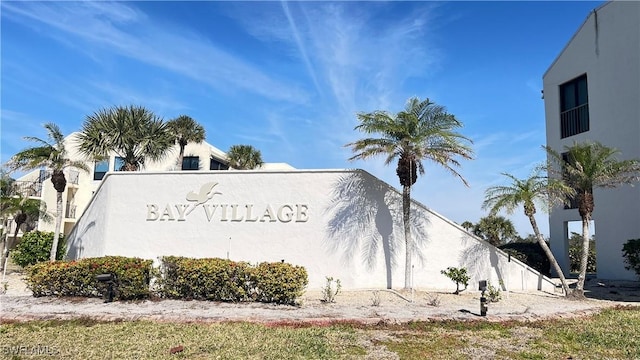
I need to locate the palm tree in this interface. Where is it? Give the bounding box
[166,115,206,169]
[346,97,474,289]
[472,215,518,246]
[546,141,640,297]
[77,105,174,171]
[6,123,89,261]
[483,171,572,295]
[226,145,264,170]
[460,221,474,232]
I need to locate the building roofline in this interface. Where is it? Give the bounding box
[543,1,611,79]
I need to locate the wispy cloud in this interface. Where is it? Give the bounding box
[280,1,323,96]
[2,1,308,104]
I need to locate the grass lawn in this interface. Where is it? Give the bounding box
[1,307,639,359]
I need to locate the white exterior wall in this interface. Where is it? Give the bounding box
[66,169,558,292]
[544,1,640,279]
[15,133,291,239]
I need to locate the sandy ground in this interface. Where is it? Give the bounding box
[1,272,639,324]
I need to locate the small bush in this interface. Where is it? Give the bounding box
[11,231,66,267]
[321,276,341,303]
[440,267,469,295]
[499,242,550,276]
[426,293,441,307]
[370,290,381,307]
[25,256,152,300]
[487,281,502,302]
[252,262,308,305]
[622,239,640,279]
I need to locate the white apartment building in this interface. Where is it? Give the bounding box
[10,133,292,240]
[543,1,640,280]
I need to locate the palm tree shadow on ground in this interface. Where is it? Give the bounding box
[324,171,429,289]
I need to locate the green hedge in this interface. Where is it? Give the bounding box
[156,256,253,301]
[569,240,597,273]
[26,256,153,300]
[11,231,66,267]
[157,257,308,305]
[622,239,640,279]
[252,261,308,304]
[24,255,308,305]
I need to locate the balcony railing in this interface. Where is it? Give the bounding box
[38,169,79,185]
[67,170,79,185]
[560,103,589,138]
[65,204,77,219]
[8,180,43,198]
[4,169,81,198]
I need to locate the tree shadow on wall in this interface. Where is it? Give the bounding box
[459,235,506,290]
[65,221,95,260]
[324,171,429,289]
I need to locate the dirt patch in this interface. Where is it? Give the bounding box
[1,273,639,324]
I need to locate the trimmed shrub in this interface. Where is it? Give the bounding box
[157,257,308,304]
[622,239,640,279]
[11,231,66,267]
[499,242,550,276]
[25,256,153,300]
[157,256,252,301]
[252,262,308,305]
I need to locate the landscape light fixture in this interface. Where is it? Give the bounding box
[478,280,488,316]
[96,273,117,303]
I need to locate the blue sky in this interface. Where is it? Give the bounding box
[1,1,604,237]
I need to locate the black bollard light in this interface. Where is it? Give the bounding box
[96,273,117,303]
[478,280,488,316]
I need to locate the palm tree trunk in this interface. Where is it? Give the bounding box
[574,217,591,295]
[50,191,63,262]
[177,145,185,170]
[0,218,9,273]
[528,215,570,295]
[403,185,412,290]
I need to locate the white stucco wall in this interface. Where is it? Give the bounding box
[66,169,558,292]
[543,1,640,279]
[15,134,292,238]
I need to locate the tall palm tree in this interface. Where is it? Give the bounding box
[546,141,640,297]
[77,105,174,171]
[346,97,474,289]
[226,145,264,170]
[6,123,89,261]
[166,115,206,169]
[472,215,518,246]
[483,171,572,295]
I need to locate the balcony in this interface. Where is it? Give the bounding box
[65,204,77,219]
[8,180,43,198]
[38,169,79,185]
[560,103,589,138]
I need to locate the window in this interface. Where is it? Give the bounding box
[560,74,589,138]
[210,158,229,170]
[114,157,126,171]
[182,156,200,170]
[93,160,109,180]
